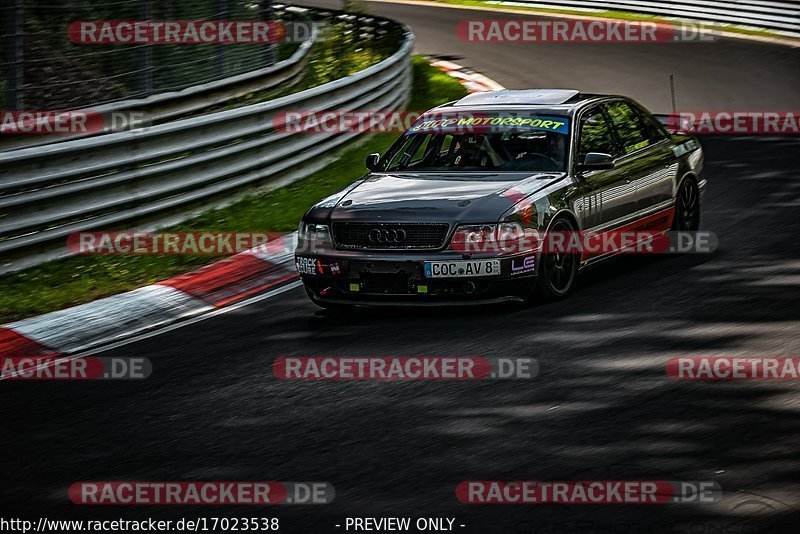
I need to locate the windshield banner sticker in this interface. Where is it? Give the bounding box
[409,114,570,135]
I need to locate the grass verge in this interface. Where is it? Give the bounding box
[0,56,467,323]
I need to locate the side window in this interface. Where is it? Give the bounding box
[604,101,651,155]
[631,103,669,143]
[578,108,619,162]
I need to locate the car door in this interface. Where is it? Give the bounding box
[630,101,680,212]
[604,100,677,221]
[573,105,633,230]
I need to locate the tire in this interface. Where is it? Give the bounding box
[673,178,700,232]
[533,217,580,301]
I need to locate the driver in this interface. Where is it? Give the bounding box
[453,135,504,168]
[546,133,566,163]
[500,131,564,171]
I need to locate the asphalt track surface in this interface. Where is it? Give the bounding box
[2,1,799,532]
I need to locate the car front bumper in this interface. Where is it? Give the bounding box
[294,248,538,305]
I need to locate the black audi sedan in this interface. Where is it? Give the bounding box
[295,89,705,308]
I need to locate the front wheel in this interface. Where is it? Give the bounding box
[532,217,580,301]
[673,178,700,231]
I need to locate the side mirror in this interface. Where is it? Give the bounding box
[365,153,381,171]
[579,152,615,172]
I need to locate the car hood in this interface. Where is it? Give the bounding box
[319,172,565,224]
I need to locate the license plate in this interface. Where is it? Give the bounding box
[424,259,501,278]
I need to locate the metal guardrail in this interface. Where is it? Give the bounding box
[0,31,315,152]
[0,9,414,274]
[497,0,800,38]
[1,0,300,111]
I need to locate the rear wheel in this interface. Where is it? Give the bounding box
[674,178,700,231]
[533,217,579,301]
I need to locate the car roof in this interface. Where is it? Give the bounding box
[432,89,618,116]
[453,89,581,106]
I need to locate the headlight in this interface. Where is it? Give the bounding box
[449,223,537,254]
[449,224,497,253]
[298,222,332,248]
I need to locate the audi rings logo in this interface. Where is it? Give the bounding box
[368,228,407,243]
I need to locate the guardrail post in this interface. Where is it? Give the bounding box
[3,0,24,109]
[136,0,154,96]
[260,0,277,67]
[215,0,229,78]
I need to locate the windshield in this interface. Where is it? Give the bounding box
[381,113,570,173]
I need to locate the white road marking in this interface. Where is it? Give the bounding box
[82,280,303,356]
[0,280,302,379]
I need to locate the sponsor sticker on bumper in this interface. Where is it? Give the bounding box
[296,256,318,275]
[424,259,501,278]
[296,257,344,276]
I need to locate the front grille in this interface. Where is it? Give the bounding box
[332,222,450,250]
